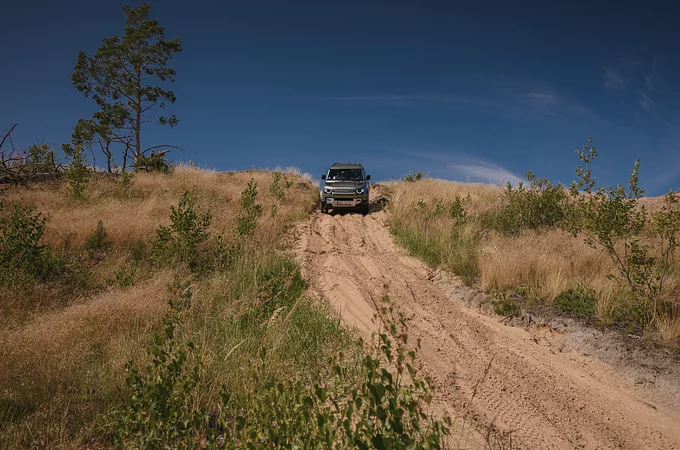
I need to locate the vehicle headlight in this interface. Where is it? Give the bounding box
[356,186,366,194]
[323,187,333,194]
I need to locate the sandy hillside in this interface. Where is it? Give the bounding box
[295,191,680,450]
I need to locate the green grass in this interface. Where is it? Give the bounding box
[391,221,480,286]
[554,286,597,319]
[0,173,356,448]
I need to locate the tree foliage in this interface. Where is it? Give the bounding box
[71,2,181,170]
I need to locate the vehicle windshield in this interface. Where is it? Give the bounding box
[327,169,364,181]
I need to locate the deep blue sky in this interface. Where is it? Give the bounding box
[3,1,679,193]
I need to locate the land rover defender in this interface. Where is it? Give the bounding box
[320,162,370,214]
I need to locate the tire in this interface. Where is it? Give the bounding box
[320,200,328,214]
[360,202,369,215]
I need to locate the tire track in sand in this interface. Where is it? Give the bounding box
[296,207,680,449]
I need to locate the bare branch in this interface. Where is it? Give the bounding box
[0,123,18,150]
[141,144,185,155]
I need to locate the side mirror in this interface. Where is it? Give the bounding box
[321,174,326,180]
[366,175,371,181]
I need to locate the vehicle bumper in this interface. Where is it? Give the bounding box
[322,196,368,208]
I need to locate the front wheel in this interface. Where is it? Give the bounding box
[360,203,369,215]
[320,200,328,214]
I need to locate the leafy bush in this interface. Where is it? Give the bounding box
[111,280,206,449]
[25,143,59,174]
[135,151,170,173]
[106,264,137,287]
[63,145,90,200]
[482,171,568,234]
[432,200,447,217]
[448,195,468,225]
[152,191,212,267]
[129,239,149,263]
[554,286,597,319]
[111,289,449,449]
[221,299,448,449]
[0,201,61,285]
[84,220,111,253]
[568,139,680,327]
[237,179,262,237]
[269,171,288,200]
[404,171,425,182]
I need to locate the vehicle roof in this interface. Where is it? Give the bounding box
[329,162,364,170]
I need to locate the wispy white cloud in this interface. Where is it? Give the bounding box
[329,84,603,125]
[395,150,523,186]
[522,89,558,105]
[326,94,498,108]
[639,92,654,110]
[644,57,663,93]
[449,159,524,185]
[604,67,628,90]
[514,86,603,123]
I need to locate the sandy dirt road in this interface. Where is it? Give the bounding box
[295,205,680,449]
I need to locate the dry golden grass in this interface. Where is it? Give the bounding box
[387,178,500,218]
[478,229,620,315]
[0,271,174,401]
[4,165,313,248]
[387,178,680,344]
[0,167,319,448]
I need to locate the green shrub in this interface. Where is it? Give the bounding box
[0,202,61,285]
[568,139,680,327]
[111,280,206,449]
[269,171,287,200]
[218,299,449,449]
[84,220,111,253]
[554,286,597,318]
[432,200,447,217]
[482,171,568,234]
[152,191,212,267]
[129,239,149,263]
[237,179,262,237]
[106,264,137,288]
[63,145,90,200]
[448,195,468,225]
[135,151,170,173]
[111,288,449,449]
[404,171,425,182]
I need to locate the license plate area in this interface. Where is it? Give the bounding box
[335,200,354,205]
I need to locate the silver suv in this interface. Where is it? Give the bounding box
[320,162,371,214]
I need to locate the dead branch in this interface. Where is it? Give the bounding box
[0,124,18,151]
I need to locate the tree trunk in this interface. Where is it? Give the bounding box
[135,62,142,166]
